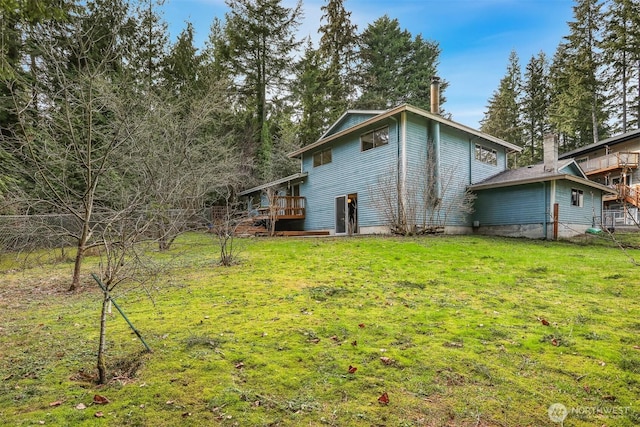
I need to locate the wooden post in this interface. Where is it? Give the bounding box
[553,203,559,240]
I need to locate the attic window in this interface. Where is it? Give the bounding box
[475,144,497,166]
[571,189,584,207]
[313,148,332,167]
[361,126,389,151]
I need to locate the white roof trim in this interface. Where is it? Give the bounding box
[468,174,616,193]
[238,172,308,196]
[289,104,522,158]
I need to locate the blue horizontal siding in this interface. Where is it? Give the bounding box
[473,183,547,226]
[554,180,602,226]
[301,120,399,231]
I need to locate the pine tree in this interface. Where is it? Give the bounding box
[549,0,609,148]
[318,0,357,120]
[480,50,523,147]
[221,0,303,180]
[601,0,640,132]
[128,0,168,93]
[356,15,442,111]
[294,39,330,146]
[521,52,550,165]
[162,22,202,97]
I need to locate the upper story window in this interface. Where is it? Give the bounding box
[571,189,584,207]
[361,126,389,151]
[475,144,497,166]
[313,148,332,167]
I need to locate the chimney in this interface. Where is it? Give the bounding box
[543,133,558,173]
[430,76,440,115]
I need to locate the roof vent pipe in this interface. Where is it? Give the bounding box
[430,76,440,115]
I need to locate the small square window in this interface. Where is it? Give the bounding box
[571,189,584,207]
[313,148,332,167]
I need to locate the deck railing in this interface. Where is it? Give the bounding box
[580,152,639,174]
[258,196,306,220]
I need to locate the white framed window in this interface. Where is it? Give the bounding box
[475,144,497,166]
[361,126,389,151]
[313,148,332,167]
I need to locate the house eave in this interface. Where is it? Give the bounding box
[559,128,640,159]
[238,172,308,196]
[468,174,616,194]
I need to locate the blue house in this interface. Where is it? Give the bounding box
[239,87,614,238]
[283,103,523,235]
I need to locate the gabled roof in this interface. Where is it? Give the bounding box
[559,128,640,159]
[237,172,308,197]
[288,104,522,158]
[319,109,384,139]
[468,159,615,193]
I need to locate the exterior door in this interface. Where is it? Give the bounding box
[335,195,346,234]
[347,193,358,235]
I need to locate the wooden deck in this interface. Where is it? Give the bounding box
[581,152,639,176]
[256,196,306,220]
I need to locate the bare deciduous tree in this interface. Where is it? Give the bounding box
[4,18,144,290]
[371,144,475,235]
[135,83,241,251]
[209,187,247,266]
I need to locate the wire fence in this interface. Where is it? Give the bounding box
[0,207,232,252]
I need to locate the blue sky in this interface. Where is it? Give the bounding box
[162,0,576,128]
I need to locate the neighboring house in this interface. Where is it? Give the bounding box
[559,129,640,226]
[469,135,615,239]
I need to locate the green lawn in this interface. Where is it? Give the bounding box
[1,234,639,426]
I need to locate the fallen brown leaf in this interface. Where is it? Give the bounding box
[378,392,389,405]
[93,394,110,404]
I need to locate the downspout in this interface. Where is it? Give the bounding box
[390,116,401,227]
[432,120,441,200]
[401,111,407,205]
[542,182,547,240]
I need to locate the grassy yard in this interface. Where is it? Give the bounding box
[1,233,639,426]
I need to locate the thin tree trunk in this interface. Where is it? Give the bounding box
[97,292,109,384]
[70,209,91,291]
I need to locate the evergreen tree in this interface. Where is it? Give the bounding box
[0,0,74,196]
[480,50,523,147]
[601,0,640,132]
[356,15,442,111]
[521,52,550,165]
[128,0,168,93]
[221,0,303,180]
[294,39,330,146]
[318,0,357,120]
[549,0,608,149]
[162,22,202,97]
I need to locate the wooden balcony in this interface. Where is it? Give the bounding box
[580,152,639,175]
[257,196,306,220]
